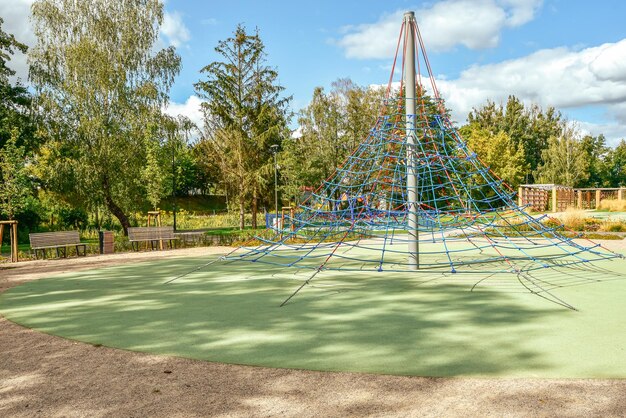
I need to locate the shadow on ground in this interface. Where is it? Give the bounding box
[1,255,625,378]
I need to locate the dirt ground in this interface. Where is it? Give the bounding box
[1,245,626,417]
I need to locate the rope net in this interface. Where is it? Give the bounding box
[224,15,620,278]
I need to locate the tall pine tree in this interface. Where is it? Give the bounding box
[195,24,290,229]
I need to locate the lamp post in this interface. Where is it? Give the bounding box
[270,144,279,224]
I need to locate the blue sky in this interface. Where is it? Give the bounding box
[161,0,626,145]
[3,0,626,145]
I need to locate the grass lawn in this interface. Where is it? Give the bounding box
[203,226,266,236]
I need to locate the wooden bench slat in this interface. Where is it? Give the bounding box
[29,230,88,259]
[127,226,178,251]
[128,227,179,242]
[30,231,82,249]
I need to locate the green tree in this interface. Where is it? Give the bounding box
[0,129,31,219]
[166,115,200,197]
[604,139,626,187]
[467,96,561,183]
[580,134,610,187]
[0,18,39,230]
[141,125,165,210]
[281,79,383,202]
[0,17,36,153]
[195,24,290,229]
[30,0,181,233]
[535,122,588,187]
[460,124,528,187]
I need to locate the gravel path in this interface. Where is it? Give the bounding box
[1,245,625,417]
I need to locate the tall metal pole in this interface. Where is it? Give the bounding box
[404,11,419,269]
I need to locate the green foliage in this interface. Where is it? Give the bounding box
[281,79,383,201]
[467,96,562,183]
[464,96,626,188]
[167,116,206,196]
[461,124,528,187]
[580,134,610,187]
[0,17,27,82]
[141,125,165,209]
[535,122,589,187]
[30,0,181,233]
[0,17,36,152]
[0,129,32,219]
[195,24,290,229]
[57,207,88,229]
[158,195,227,213]
[604,140,626,187]
[0,17,38,227]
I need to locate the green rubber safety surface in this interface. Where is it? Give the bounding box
[1,253,625,378]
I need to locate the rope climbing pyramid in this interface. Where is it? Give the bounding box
[205,12,621,306]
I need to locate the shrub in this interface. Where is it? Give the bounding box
[58,207,89,230]
[600,222,626,232]
[560,208,589,231]
[597,199,626,212]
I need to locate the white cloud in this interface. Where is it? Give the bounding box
[500,0,543,27]
[371,38,626,145]
[431,39,626,122]
[161,11,191,48]
[578,121,626,146]
[336,0,543,59]
[0,0,35,83]
[609,102,626,125]
[165,95,205,132]
[291,126,303,139]
[589,40,626,83]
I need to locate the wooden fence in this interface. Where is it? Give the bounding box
[518,185,625,212]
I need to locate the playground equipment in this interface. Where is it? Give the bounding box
[0,220,18,262]
[169,12,621,308]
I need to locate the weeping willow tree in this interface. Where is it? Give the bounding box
[30,0,180,233]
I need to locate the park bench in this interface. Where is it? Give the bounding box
[29,231,88,259]
[128,226,179,251]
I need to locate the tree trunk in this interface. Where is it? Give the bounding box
[251,187,258,229]
[95,206,100,230]
[239,194,245,231]
[102,176,131,235]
